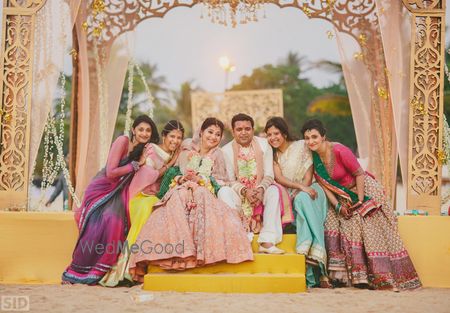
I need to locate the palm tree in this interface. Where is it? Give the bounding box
[171,80,201,136]
[310,59,345,87]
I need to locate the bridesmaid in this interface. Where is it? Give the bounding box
[100,120,185,287]
[301,119,421,290]
[62,115,159,284]
[264,117,329,288]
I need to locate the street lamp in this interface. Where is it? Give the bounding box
[219,56,236,91]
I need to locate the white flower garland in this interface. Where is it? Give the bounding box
[40,72,81,208]
[123,59,156,136]
[124,60,135,136]
[38,2,81,208]
[135,62,155,118]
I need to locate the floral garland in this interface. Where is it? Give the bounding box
[237,147,258,217]
[38,2,81,209]
[123,60,135,135]
[169,152,215,194]
[123,59,156,135]
[40,73,81,208]
[186,152,214,178]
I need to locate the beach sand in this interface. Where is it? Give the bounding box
[1,284,449,313]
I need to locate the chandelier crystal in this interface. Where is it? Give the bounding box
[201,0,267,27]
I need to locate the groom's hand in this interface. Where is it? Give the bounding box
[255,187,264,202]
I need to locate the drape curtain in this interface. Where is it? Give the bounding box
[72,4,133,201]
[375,0,412,205]
[333,9,401,207]
[29,0,82,205]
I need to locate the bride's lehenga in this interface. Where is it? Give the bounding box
[129,143,253,282]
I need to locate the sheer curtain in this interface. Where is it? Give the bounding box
[72,4,134,202]
[29,0,81,186]
[375,0,412,210]
[333,18,398,206]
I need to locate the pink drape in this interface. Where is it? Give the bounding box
[375,0,412,210]
[73,6,133,201]
[334,22,397,206]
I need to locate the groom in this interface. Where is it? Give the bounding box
[218,113,284,254]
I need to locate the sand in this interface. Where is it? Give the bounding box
[1,284,449,313]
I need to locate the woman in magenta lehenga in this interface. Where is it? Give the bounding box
[129,118,254,282]
[301,119,421,291]
[62,115,161,285]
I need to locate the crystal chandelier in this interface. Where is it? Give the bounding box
[201,0,267,27]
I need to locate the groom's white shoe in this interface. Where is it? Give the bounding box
[258,244,285,254]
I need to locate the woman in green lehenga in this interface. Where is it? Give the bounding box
[264,117,329,288]
[100,120,184,287]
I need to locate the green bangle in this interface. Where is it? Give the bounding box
[335,202,342,214]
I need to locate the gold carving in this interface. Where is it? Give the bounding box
[191,89,283,130]
[404,3,446,214]
[402,0,443,12]
[0,1,47,210]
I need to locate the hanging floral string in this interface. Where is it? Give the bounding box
[123,59,156,136]
[39,72,81,208]
[135,62,155,118]
[124,60,135,135]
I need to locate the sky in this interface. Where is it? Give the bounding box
[131,4,342,92]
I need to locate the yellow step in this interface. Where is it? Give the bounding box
[251,234,297,253]
[143,273,306,293]
[148,253,305,274]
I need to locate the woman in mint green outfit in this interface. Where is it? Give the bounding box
[264,117,329,288]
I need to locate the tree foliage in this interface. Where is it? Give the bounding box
[230,52,357,151]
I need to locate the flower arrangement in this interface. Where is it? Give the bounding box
[237,147,258,217]
[170,151,215,194]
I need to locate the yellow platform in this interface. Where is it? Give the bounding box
[0,212,449,291]
[143,241,307,293]
[147,253,305,274]
[144,273,306,293]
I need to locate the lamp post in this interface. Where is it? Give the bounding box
[219,56,236,91]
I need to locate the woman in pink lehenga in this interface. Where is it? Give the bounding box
[129,118,253,282]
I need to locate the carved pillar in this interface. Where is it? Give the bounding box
[0,0,47,210]
[402,0,446,215]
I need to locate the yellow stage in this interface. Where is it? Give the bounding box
[0,212,449,290]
